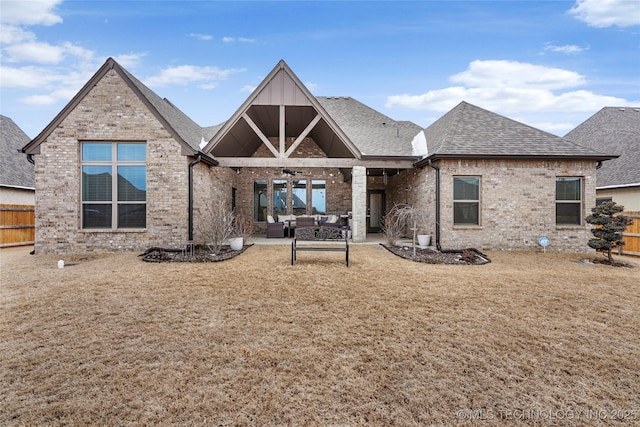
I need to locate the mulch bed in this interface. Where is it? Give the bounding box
[140,244,252,262]
[591,258,635,268]
[141,243,492,265]
[381,244,491,265]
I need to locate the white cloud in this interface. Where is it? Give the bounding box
[144,65,244,88]
[3,40,95,64]
[1,60,102,108]
[385,59,635,116]
[188,33,213,41]
[4,41,65,63]
[0,24,36,44]
[305,81,318,92]
[20,88,75,105]
[61,42,94,62]
[222,36,256,43]
[0,65,60,88]
[543,43,588,54]
[241,84,256,93]
[450,60,585,90]
[112,53,146,68]
[0,0,63,25]
[528,121,577,134]
[570,0,640,28]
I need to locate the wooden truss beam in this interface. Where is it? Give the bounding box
[214,157,416,169]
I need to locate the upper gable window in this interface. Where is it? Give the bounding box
[81,142,146,229]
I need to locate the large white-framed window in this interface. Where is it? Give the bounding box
[81,142,146,229]
[453,176,480,226]
[556,177,582,225]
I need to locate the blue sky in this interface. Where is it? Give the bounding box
[1,0,639,139]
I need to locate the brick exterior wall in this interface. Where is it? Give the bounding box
[33,70,192,253]
[191,162,236,245]
[388,159,596,252]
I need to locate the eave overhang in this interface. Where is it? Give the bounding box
[414,153,620,168]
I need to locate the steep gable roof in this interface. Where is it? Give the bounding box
[203,60,362,159]
[564,107,640,188]
[420,101,616,161]
[22,58,215,164]
[1,116,34,189]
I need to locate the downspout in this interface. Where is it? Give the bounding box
[596,160,603,169]
[427,159,441,251]
[188,154,202,242]
[25,153,36,254]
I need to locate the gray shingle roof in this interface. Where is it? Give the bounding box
[1,115,34,189]
[424,101,615,160]
[564,107,640,188]
[317,97,422,157]
[118,66,205,151]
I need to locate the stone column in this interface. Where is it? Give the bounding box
[351,166,367,243]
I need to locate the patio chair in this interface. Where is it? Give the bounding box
[266,215,285,238]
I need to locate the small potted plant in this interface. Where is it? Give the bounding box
[230,211,254,251]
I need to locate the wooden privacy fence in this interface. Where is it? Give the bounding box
[620,211,640,257]
[0,204,35,247]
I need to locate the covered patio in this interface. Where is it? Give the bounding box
[200,61,419,242]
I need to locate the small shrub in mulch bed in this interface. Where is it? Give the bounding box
[381,244,490,265]
[140,244,251,262]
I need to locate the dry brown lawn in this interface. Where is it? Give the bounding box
[1,245,639,426]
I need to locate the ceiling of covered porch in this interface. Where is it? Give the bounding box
[207,104,356,159]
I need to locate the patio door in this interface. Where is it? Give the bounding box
[367,190,385,233]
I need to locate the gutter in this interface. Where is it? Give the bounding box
[0,184,35,191]
[596,182,640,190]
[415,154,618,163]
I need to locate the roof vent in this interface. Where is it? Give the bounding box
[619,108,626,111]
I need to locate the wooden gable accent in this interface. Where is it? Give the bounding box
[202,60,361,162]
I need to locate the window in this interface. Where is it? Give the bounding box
[596,197,612,206]
[556,177,582,225]
[272,180,287,217]
[311,180,326,215]
[453,176,480,225]
[82,142,146,229]
[253,180,267,222]
[292,180,307,215]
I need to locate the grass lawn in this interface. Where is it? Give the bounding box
[1,245,639,425]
